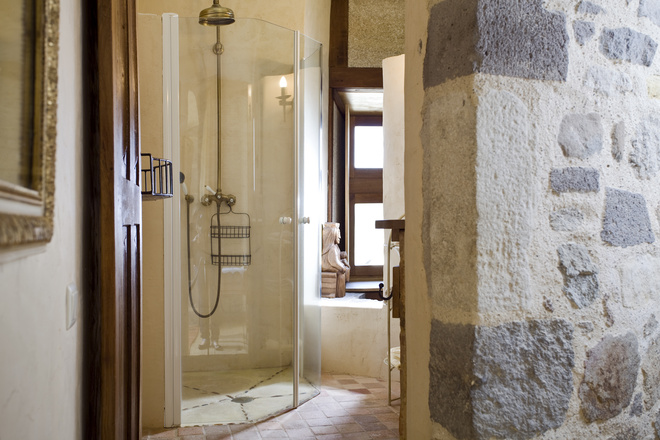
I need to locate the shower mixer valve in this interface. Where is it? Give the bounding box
[201,186,236,207]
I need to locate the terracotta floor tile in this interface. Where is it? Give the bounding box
[305,424,336,435]
[260,429,289,438]
[305,417,334,427]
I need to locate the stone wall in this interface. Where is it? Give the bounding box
[411,0,660,438]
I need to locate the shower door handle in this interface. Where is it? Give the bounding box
[279,217,292,224]
[299,217,310,224]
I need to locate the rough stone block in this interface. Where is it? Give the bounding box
[424,0,569,88]
[630,392,643,416]
[585,66,633,96]
[550,208,584,231]
[558,243,598,276]
[578,321,595,332]
[472,320,574,439]
[429,320,575,439]
[550,168,600,193]
[579,1,606,14]
[608,427,639,440]
[557,113,604,158]
[557,242,599,308]
[620,255,660,307]
[630,117,660,179]
[643,334,660,409]
[656,411,660,437]
[564,273,600,308]
[574,21,596,45]
[645,314,658,337]
[429,321,477,439]
[600,27,658,66]
[612,121,626,162]
[579,333,640,422]
[601,188,655,247]
[639,0,660,28]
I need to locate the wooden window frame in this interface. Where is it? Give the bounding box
[347,115,383,279]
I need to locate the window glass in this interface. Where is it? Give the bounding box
[354,203,384,266]
[354,125,383,169]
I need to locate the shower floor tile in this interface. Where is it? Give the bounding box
[144,373,400,439]
[181,366,313,426]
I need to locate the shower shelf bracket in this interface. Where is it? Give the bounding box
[141,153,174,200]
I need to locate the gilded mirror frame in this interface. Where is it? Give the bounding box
[0,0,59,248]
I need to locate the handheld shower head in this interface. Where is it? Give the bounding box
[199,2,235,26]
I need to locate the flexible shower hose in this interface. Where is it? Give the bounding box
[185,198,221,318]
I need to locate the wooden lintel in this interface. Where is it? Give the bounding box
[330,67,383,89]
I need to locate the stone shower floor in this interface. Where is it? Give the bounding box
[143,372,401,439]
[181,366,317,426]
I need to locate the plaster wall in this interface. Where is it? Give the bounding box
[321,301,400,381]
[408,0,660,438]
[0,0,84,438]
[347,0,405,68]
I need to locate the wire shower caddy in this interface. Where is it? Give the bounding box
[211,207,251,266]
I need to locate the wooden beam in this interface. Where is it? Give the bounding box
[330,67,383,89]
[330,0,349,68]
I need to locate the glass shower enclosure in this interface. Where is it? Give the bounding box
[141,13,322,426]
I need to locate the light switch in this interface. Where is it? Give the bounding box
[66,283,78,330]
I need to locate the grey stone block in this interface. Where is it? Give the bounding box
[574,21,596,45]
[558,243,598,276]
[424,0,479,89]
[601,188,655,247]
[557,242,599,308]
[585,66,633,96]
[429,321,477,439]
[656,410,660,438]
[550,168,600,193]
[612,121,626,162]
[424,0,569,88]
[472,320,574,439]
[577,321,595,332]
[645,314,658,337]
[630,117,660,179]
[643,334,660,409]
[550,208,584,231]
[429,320,575,439]
[579,333,640,422]
[558,113,604,158]
[564,273,600,308]
[600,27,658,66]
[579,1,606,14]
[608,427,639,440]
[639,0,660,28]
[630,392,643,416]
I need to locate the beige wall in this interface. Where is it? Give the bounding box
[0,0,84,438]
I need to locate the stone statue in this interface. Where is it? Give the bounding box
[321,222,350,297]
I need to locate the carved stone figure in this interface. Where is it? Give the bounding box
[321,222,350,297]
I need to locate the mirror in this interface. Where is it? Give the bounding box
[0,0,59,247]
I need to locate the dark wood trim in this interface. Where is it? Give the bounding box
[330,67,383,89]
[85,0,142,438]
[329,0,349,68]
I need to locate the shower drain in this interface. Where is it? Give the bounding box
[231,396,255,404]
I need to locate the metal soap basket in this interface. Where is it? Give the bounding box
[210,206,251,267]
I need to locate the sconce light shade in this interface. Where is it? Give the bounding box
[279,76,287,88]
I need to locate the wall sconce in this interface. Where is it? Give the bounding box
[277,76,293,121]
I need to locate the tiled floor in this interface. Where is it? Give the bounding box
[142,373,401,439]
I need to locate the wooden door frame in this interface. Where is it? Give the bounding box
[83,0,142,438]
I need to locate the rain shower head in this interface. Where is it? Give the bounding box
[199,2,235,26]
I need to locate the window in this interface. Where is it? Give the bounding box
[348,115,383,279]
